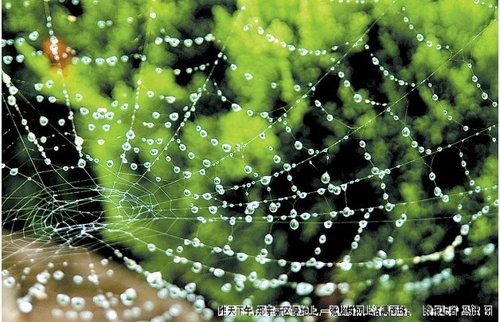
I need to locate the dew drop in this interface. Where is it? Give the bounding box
[291,262,302,272]
[260,176,271,185]
[231,103,241,112]
[169,112,179,121]
[321,171,330,184]
[237,252,248,262]
[17,299,33,313]
[77,159,86,168]
[146,271,163,288]
[39,116,49,126]
[289,219,299,230]
[213,268,225,277]
[57,294,70,306]
[296,282,314,296]
[28,31,39,41]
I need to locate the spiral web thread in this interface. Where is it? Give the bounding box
[2,0,498,321]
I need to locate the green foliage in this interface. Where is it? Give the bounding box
[3,0,497,319]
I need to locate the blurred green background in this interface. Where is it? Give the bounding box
[2,0,498,320]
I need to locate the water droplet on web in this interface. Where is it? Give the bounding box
[384,203,394,212]
[321,171,330,184]
[36,271,50,284]
[73,275,83,284]
[401,126,410,137]
[192,262,202,273]
[80,311,93,321]
[57,293,70,306]
[339,261,352,271]
[442,246,455,262]
[353,93,362,103]
[74,136,84,146]
[221,283,231,293]
[71,297,85,310]
[39,116,49,126]
[126,130,135,140]
[461,224,470,235]
[231,103,241,112]
[213,268,225,277]
[296,282,314,296]
[27,132,36,142]
[237,252,248,262]
[222,144,231,152]
[17,298,32,313]
[289,219,299,230]
[300,212,311,220]
[120,288,137,306]
[105,310,118,321]
[165,96,176,103]
[28,31,39,41]
[77,159,86,168]
[7,95,16,105]
[190,92,200,102]
[260,176,271,185]
[9,86,18,95]
[146,271,163,288]
[53,270,64,280]
[483,243,495,255]
[3,276,15,288]
[3,56,13,65]
[316,283,335,296]
[264,234,273,245]
[291,262,302,273]
[169,112,179,121]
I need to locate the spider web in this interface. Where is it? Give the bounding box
[2,0,498,321]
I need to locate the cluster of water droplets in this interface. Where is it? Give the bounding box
[2,0,498,321]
